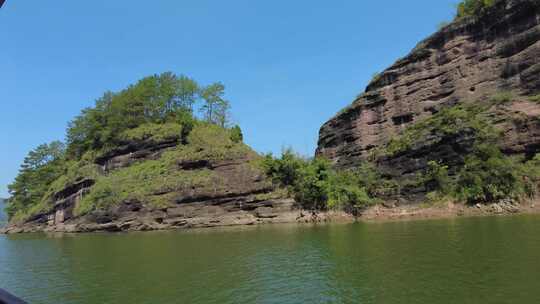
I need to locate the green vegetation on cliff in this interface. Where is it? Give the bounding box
[7,70,540,223]
[262,99,540,210]
[6,142,67,219]
[381,104,497,157]
[6,73,248,222]
[76,124,252,215]
[382,101,540,205]
[456,0,496,18]
[260,150,398,211]
[66,72,230,158]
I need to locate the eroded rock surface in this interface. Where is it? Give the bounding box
[317,0,540,168]
[1,137,314,234]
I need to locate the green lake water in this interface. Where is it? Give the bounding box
[1,215,540,304]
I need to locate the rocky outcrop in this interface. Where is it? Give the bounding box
[317,0,540,169]
[96,137,180,171]
[371,99,540,203]
[1,136,332,234]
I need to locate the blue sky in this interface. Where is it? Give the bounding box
[0,0,457,197]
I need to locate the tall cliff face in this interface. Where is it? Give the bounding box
[317,0,540,168]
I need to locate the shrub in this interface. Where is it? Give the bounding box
[402,103,540,205]
[456,0,496,18]
[384,104,495,156]
[417,147,539,205]
[423,161,452,193]
[261,149,306,187]
[490,91,514,105]
[119,122,183,143]
[230,125,243,143]
[326,170,375,209]
[292,158,332,210]
[188,123,233,149]
[260,151,380,210]
[455,144,522,203]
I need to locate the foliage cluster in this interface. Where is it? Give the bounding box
[421,148,540,205]
[118,122,184,143]
[6,142,66,219]
[381,100,540,206]
[383,104,495,157]
[66,72,232,159]
[260,150,385,210]
[490,91,514,105]
[456,0,496,18]
[396,102,540,204]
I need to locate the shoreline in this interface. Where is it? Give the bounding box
[359,200,540,223]
[2,200,539,235]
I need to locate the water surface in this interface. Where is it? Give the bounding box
[1,215,540,303]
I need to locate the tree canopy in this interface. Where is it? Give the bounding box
[6,141,66,218]
[66,72,232,158]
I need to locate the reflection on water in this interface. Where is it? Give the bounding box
[1,216,540,304]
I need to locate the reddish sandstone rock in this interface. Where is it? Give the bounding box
[317,0,540,168]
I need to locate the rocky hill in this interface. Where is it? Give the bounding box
[2,123,309,234]
[1,74,317,234]
[317,0,540,202]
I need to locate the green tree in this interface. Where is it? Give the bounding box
[261,148,307,187]
[200,83,230,127]
[7,141,66,218]
[230,125,243,143]
[260,151,379,210]
[175,75,200,112]
[293,157,332,210]
[456,144,523,203]
[65,72,209,158]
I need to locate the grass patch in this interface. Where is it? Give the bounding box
[119,122,183,143]
[490,91,514,105]
[75,124,255,215]
[528,94,540,104]
[76,153,214,215]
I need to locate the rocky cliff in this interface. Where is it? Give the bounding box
[317,0,540,190]
[2,125,330,234]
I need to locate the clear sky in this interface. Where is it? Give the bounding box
[0,0,457,197]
